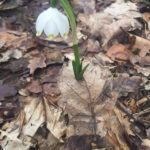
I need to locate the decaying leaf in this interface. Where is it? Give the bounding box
[44,97,67,141]
[26,80,42,94]
[134,64,150,77]
[0,80,17,100]
[0,0,28,10]
[106,44,131,63]
[58,53,130,149]
[130,55,150,77]
[79,2,141,48]
[0,95,67,149]
[131,34,150,57]
[28,55,46,74]
[0,96,44,150]
[113,76,142,93]
[43,83,60,96]
[0,49,23,63]
[0,31,26,49]
[71,0,95,14]
[142,139,150,147]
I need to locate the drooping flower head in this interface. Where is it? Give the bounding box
[36,8,69,39]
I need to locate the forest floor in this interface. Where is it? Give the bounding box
[0,0,150,150]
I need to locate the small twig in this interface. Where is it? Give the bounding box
[133,108,150,117]
[116,101,138,121]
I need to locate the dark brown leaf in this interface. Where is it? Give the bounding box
[113,76,142,93]
[0,80,17,100]
[26,80,42,94]
[28,55,46,74]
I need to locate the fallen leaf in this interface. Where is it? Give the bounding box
[58,53,130,149]
[0,96,45,150]
[139,56,150,67]
[0,0,28,10]
[28,55,46,74]
[130,54,150,77]
[43,83,60,96]
[71,0,95,14]
[142,139,150,147]
[134,64,150,77]
[79,2,141,48]
[94,52,114,64]
[113,76,142,93]
[131,34,150,57]
[0,80,17,100]
[87,39,100,53]
[0,57,29,73]
[26,80,42,94]
[0,49,23,63]
[0,31,26,49]
[44,97,67,141]
[106,44,131,63]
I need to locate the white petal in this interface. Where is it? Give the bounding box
[36,8,56,36]
[44,19,59,39]
[52,9,70,39]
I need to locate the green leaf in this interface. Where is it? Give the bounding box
[79,63,89,78]
[72,60,77,79]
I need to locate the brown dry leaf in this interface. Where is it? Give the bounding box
[87,39,100,53]
[0,96,67,149]
[43,83,60,96]
[94,52,114,64]
[28,55,46,74]
[131,34,150,57]
[0,49,23,63]
[106,44,131,63]
[61,135,112,150]
[139,56,150,67]
[130,54,150,76]
[0,96,44,150]
[44,50,62,62]
[0,0,27,10]
[40,66,61,84]
[142,139,150,147]
[62,135,92,150]
[0,80,17,100]
[26,80,42,94]
[0,31,26,49]
[113,76,142,93]
[58,53,129,149]
[79,2,141,48]
[71,0,95,14]
[43,97,67,141]
[134,64,150,77]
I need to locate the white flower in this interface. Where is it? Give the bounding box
[36,7,69,39]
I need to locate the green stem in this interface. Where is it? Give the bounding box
[59,0,80,68]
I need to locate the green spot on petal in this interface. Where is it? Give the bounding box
[49,34,54,39]
[36,31,40,36]
[63,33,67,39]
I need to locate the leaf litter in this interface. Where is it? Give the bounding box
[0,0,150,150]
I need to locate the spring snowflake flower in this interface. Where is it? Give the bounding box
[36,7,69,39]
